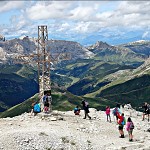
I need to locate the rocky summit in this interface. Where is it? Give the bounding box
[0,107,149,150]
[0,37,94,64]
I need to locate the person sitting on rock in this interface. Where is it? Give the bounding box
[33,102,41,116]
[74,106,80,115]
[81,100,91,119]
[105,106,111,122]
[117,113,126,138]
[126,117,134,142]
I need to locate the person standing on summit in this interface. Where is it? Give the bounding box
[113,104,122,122]
[126,117,134,142]
[142,102,150,122]
[106,106,111,122]
[117,113,126,138]
[81,100,91,119]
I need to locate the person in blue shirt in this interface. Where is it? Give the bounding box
[74,106,80,115]
[113,104,122,122]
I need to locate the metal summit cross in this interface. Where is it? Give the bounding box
[15,25,70,111]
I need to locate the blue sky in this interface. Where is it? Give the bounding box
[0,1,150,45]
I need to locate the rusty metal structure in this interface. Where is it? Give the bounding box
[14,25,71,111]
[37,26,51,100]
[15,26,51,100]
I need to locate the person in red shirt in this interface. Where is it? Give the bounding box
[117,112,125,138]
[105,106,111,122]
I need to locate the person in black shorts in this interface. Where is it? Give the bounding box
[117,113,125,138]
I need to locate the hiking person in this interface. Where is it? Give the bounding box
[147,104,150,122]
[81,100,91,119]
[105,106,111,122]
[74,106,80,115]
[47,92,52,112]
[113,104,121,122]
[44,98,49,113]
[142,102,150,121]
[41,93,48,112]
[117,113,126,138]
[33,102,41,116]
[126,117,134,142]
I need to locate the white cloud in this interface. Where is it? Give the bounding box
[118,1,150,14]
[57,23,70,32]
[69,6,96,21]
[26,1,73,20]
[72,21,103,34]
[0,1,24,13]
[26,1,102,22]
[1,1,150,43]
[23,1,150,34]
[93,1,150,29]
[142,31,150,38]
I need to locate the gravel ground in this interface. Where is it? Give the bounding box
[0,108,150,150]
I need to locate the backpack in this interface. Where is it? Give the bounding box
[121,117,126,125]
[85,101,89,107]
[129,122,134,130]
[33,103,41,113]
[43,95,47,103]
[113,107,118,116]
[47,96,52,102]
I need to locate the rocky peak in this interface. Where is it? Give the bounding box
[94,41,110,49]
[0,38,95,63]
[87,41,111,51]
[47,39,95,60]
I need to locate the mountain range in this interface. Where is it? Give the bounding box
[0,37,150,116]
